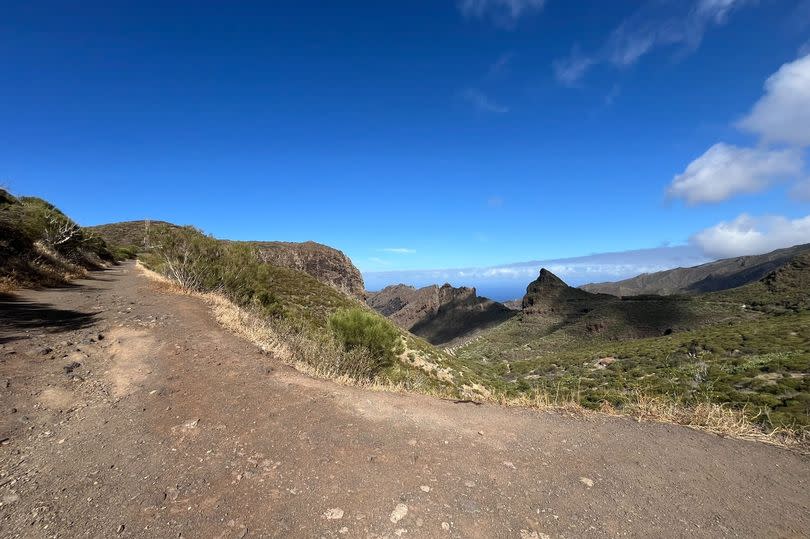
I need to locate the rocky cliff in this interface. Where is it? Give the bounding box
[251,241,365,300]
[367,283,515,345]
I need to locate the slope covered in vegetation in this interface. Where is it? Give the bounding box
[0,189,115,290]
[138,224,486,396]
[454,262,810,431]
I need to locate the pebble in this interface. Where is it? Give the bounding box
[419,485,430,492]
[389,503,408,524]
[520,531,550,539]
[322,508,344,520]
[579,476,594,488]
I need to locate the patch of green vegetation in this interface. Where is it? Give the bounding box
[329,307,405,375]
[455,281,810,429]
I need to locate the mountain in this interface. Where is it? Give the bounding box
[581,243,810,296]
[87,220,365,299]
[521,268,607,315]
[251,241,364,299]
[367,283,516,345]
[454,259,810,428]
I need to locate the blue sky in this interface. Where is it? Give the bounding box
[3,1,810,299]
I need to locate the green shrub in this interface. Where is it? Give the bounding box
[329,307,404,374]
[112,244,139,260]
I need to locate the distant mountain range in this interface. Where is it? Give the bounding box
[581,244,810,297]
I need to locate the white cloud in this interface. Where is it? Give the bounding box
[461,88,509,113]
[380,248,416,254]
[487,52,514,77]
[667,143,804,204]
[553,48,595,87]
[692,214,810,257]
[554,0,749,85]
[737,53,810,147]
[458,0,545,28]
[791,178,810,201]
[368,257,393,267]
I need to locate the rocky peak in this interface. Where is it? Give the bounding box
[522,268,594,313]
[529,268,568,290]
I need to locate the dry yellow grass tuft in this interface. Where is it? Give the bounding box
[600,392,808,450]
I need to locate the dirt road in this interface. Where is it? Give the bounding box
[1,262,808,538]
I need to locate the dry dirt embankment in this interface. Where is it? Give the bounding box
[0,262,808,538]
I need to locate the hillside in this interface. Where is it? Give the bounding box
[454,263,809,429]
[582,243,810,296]
[251,241,365,299]
[367,283,515,345]
[0,189,115,290]
[88,220,365,299]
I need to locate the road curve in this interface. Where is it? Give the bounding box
[0,262,808,538]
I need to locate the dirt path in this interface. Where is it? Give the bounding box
[1,262,808,538]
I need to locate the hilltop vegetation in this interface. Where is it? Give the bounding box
[88,220,367,299]
[0,189,115,290]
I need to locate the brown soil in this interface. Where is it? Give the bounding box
[1,262,808,538]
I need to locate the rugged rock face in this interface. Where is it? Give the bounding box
[522,268,601,315]
[367,283,515,345]
[251,241,365,300]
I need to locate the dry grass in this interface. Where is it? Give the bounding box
[136,262,808,451]
[488,385,808,451]
[600,392,808,451]
[136,262,452,397]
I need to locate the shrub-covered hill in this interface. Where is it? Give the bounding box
[139,224,489,397]
[0,189,115,290]
[87,220,366,299]
[453,262,810,430]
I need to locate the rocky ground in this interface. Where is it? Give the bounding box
[0,262,808,538]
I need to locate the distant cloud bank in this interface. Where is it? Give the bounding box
[363,245,709,301]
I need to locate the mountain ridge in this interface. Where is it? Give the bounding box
[581,243,810,296]
[367,283,515,345]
